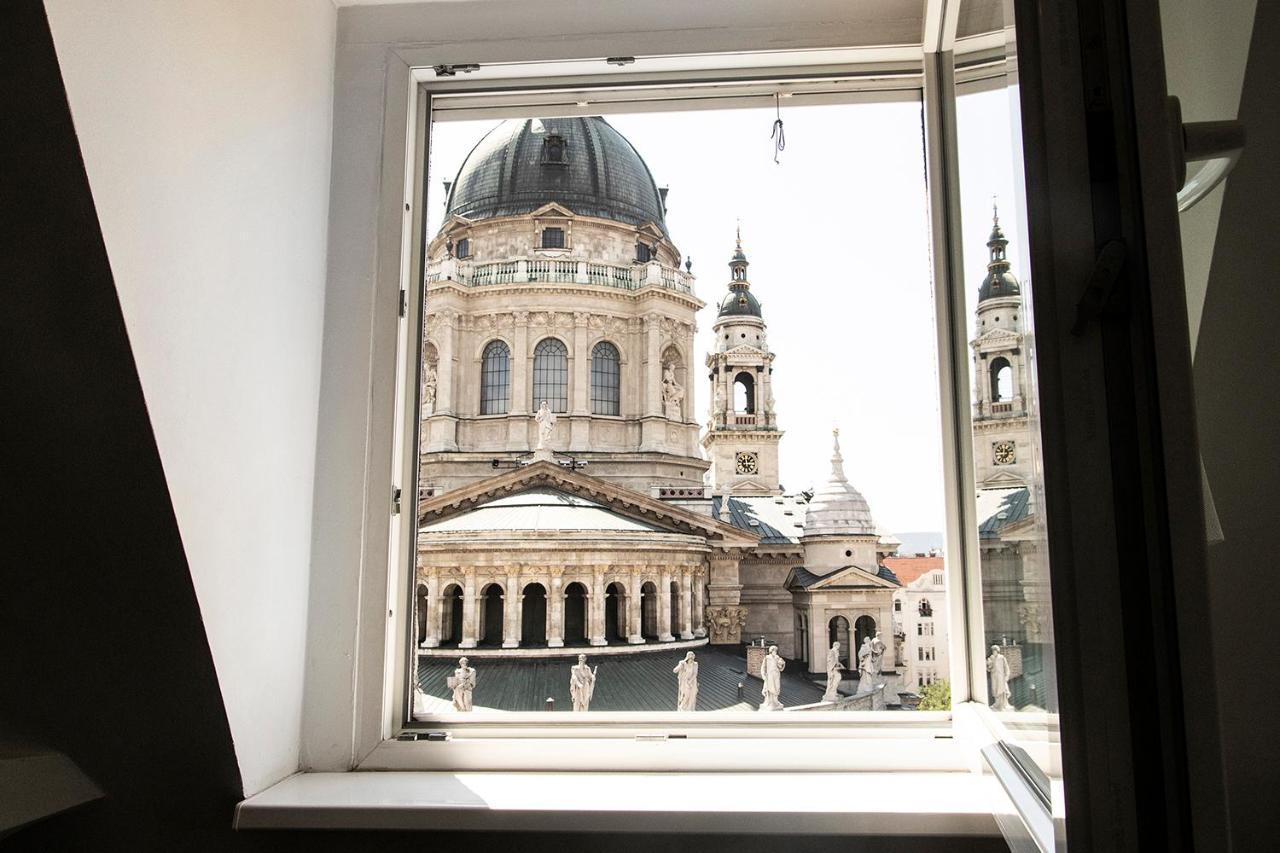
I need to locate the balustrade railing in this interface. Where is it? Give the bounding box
[426,256,693,295]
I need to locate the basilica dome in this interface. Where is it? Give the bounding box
[444,116,667,229]
[977,218,1021,302]
[803,431,877,537]
[717,288,763,318]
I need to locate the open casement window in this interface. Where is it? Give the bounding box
[315,1,1224,848]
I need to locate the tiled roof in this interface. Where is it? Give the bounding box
[416,645,826,712]
[976,487,1031,538]
[789,564,901,589]
[711,493,809,545]
[882,556,944,586]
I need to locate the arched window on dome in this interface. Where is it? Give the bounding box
[591,341,621,416]
[533,338,569,413]
[480,340,510,415]
[541,134,567,165]
[733,371,755,414]
[990,356,1013,402]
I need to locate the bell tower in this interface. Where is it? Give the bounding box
[702,228,783,495]
[972,204,1032,487]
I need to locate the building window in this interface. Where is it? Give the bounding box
[533,338,569,412]
[591,341,621,415]
[919,599,932,618]
[541,227,565,249]
[541,134,567,164]
[456,238,470,259]
[480,340,510,415]
[635,242,651,262]
[932,571,944,586]
[894,599,902,612]
[733,371,755,413]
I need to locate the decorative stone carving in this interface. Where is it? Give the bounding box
[448,657,477,711]
[759,645,785,711]
[673,651,699,711]
[823,642,843,702]
[422,364,438,415]
[987,645,1013,711]
[661,362,684,420]
[857,636,877,693]
[570,654,597,712]
[705,606,748,644]
[535,400,557,453]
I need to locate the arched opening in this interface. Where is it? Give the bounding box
[479,583,504,646]
[828,615,851,667]
[854,615,877,659]
[415,584,428,645]
[563,582,588,645]
[989,357,1013,402]
[605,582,626,642]
[669,580,682,637]
[640,581,659,640]
[441,584,463,646]
[521,583,547,645]
[733,371,755,413]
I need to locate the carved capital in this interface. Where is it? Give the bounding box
[705,605,749,644]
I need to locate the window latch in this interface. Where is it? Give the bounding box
[1071,239,1126,335]
[392,486,402,515]
[433,64,480,77]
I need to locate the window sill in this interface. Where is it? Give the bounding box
[234,770,1004,835]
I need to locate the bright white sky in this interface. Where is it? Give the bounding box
[425,90,1021,536]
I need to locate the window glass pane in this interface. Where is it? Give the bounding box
[532,337,568,412]
[480,340,510,415]
[591,341,621,415]
[957,72,1062,785]
[416,104,949,716]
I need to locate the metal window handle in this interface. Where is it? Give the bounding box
[1168,96,1246,212]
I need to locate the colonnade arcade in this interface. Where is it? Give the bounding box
[417,562,708,650]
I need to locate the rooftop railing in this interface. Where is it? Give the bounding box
[426,257,694,295]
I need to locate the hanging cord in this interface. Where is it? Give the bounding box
[771,92,786,164]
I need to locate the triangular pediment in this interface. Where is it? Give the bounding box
[418,461,757,546]
[979,470,1025,488]
[531,202,576,219]
[724,344,765,357]
[974,328,1021,347]
[785,563,899,592]
[636,222,665,239]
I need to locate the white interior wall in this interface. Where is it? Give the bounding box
[44,0,338,796]
[1159,0,1257,352]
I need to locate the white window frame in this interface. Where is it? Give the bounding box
[335,34,1046,782]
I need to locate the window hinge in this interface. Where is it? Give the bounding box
[1071,239,1126,334]
[398,289,407,317]
[392,486,402,515]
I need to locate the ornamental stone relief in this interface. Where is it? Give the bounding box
[705,606,749,644]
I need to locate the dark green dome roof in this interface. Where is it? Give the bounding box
[718,288,762,317]
[445,117,667,229]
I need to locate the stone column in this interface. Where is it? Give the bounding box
[508,312,530,451]
[423,572,442,647]
[570,312,591,448]
[548,571,565,648]
[691,567,706,637]
[460,574,478,649]
[627,572,644,644]
[645,313,662,416]
[502,570,520,648]
[706,551,746,645]
[657,569,674,642]
[436,310,456,415]
[678,568,695,640]
[589,567,607,646]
